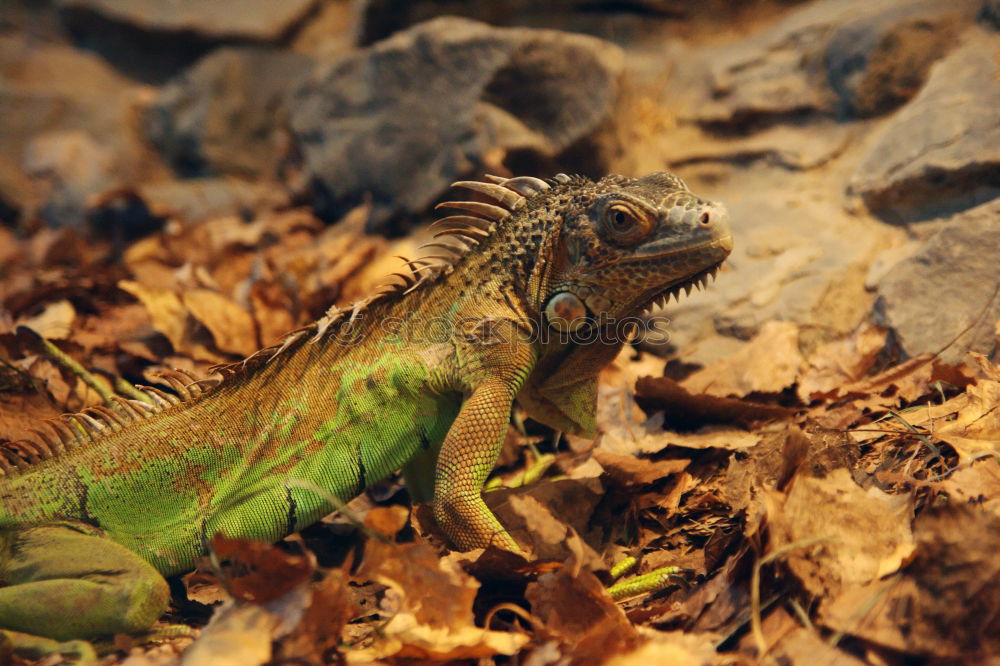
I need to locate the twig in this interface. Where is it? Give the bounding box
[26,329,114,405]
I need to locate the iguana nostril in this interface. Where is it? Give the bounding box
[699,211,711,226]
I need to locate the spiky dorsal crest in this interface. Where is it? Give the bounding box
[0,175,559,473]
[0,369,217,475]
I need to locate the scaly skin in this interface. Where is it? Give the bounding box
[0,171,732,642]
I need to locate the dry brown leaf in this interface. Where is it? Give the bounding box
[350,539,527,661]
[635,375,793,431]
[932,378,1000,461]
[767,468,915,598]
[492,492,605,572]
[827,355,976,411]
[525,563,639,664]
[180,586,313,666]
[25,357,71,407]
[0,382,63,442]
[14,299,76,339]
[363,505,410,539]
[970,350,1000,381]
[209,535,314,604]
[771,626,868,666]
[798,322,888,402]
[936,461,1000,519]
[489,476,604,544]
[70,303,152,351]
[593,348,669,438]
[119,280,225,363]
[606,629,718,666]
[820,504,1000,658]
[182,288,258,356]
[118,280,186,352]
[248,280,297,347]
[593,450,689,486]
[682,321,802,397]
[601,415,761,456]
[273,570,353,665]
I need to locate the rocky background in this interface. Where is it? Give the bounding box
[0,0,999,664]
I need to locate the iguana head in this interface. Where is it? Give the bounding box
[504,171,733,436]
[540,171,733,330]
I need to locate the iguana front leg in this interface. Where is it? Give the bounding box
[434,376,525,551]
[0,523,169,642]
[433,324,538,552]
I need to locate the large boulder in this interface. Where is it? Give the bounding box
[57,0,319,42]
[680,0,979,127]
[55,0,321,83]
[145,47,314,179]
[286,16,624,230]
[848,28,1000,222]
[872,199,1000,364]
[0,34,162,227]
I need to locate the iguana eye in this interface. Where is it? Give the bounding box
[603,203,653,245]
[611,208,631,230]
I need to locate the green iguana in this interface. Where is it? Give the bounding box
[0,171,732,644]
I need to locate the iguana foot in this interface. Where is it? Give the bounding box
[606,556,686,601]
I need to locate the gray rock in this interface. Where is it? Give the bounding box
[146,47,314,179]
[0,34,158,226]
[23,130,114,229]
[824,0,972,116]
[686,0,978,127]
[848,28,1000,222]
[287,16,623,229]
[57,0,319,42]
[873,199,1000,365]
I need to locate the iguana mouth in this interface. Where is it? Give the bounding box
[638,261,724,314]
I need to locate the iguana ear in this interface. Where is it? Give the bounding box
[516,375,597,439]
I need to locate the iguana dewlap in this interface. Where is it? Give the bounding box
[0,171,732,642]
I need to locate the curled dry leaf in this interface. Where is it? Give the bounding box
[682,321,803,398]
[593,450,689,487]
[13,299,76,339]
[601,412,761,456]
[932,377,1000,461]
[635,375,794,431]
[525,563,639,664]
[488,476,605,544]
[209,535,314,604]
[491,492,605,572]
[766,468,915,599]
[351,538,527,661]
